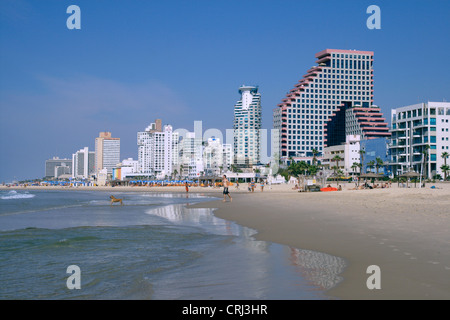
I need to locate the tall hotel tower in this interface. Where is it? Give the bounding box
[233,85,262,166]
[95,132,120,175]
[273,49,390,164]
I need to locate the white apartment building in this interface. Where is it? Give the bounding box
[322,135,361,175]
[72,147,95,179]
[233,85,262,166]
[137,122,179,179]
[203,138,232,176]
[178,132,203,179]
[389,102,450,178]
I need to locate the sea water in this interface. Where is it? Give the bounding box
[0,189,346,300]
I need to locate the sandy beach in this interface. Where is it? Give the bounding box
[193,183,450,300]
[2,183,449,299]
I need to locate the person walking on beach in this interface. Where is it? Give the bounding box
[250,180,255,193]
[185,181,189,193]
[222,175,232,202]
[260,179,264,192]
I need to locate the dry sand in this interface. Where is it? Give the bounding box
[2,183,449,299]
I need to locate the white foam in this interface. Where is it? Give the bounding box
[1,190,36,200]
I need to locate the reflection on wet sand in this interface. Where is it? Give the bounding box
[288,247,346,291]
[146,203,346,295]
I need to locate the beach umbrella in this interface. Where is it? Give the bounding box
[400,171,420,188]
[360,172,383,178]
[359,172,383,187]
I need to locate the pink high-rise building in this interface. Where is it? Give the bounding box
[273,49,390,165]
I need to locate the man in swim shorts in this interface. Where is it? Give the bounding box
[222,175,232,202]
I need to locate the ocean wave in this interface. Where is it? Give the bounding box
[1,190,36,200]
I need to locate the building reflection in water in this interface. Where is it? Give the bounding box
[145,202,346,293]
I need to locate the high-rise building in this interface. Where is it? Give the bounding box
[273,49,390,165]
[137,120,179,179]
[389,102,450,178]
[178,132,203,179]
[203,137,232,176]
[233,85,262,166]
[72,147,95,179]
[95,132,120,175]
[45,157,72,178]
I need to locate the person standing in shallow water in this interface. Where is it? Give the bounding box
[222,175,232,202]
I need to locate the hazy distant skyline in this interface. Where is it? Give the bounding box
[1,0,449,182]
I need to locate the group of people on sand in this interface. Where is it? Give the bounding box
[234,180,267,192]
[223,176,268,202]
[185,175,267,203]
[246,180,265,192]
[349,181,392,190]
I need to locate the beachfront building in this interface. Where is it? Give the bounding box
[233,85,262,167]
[137,121,179,179]
[360,137,390,175]
[95,132,120,175]
[202,137,232,176]
[45,157,72,178]
[178,132,203,179]
[388,102,450,178]
[112,158,139,180]
[322,135,361,175]
[273,49,390,165]
[72,147,95,179]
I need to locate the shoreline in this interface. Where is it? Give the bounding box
[191,185,450,299]
[2,184,450,299]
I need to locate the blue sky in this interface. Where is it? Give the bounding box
[1,0,449,182]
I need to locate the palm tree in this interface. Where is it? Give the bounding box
[442,152,449,166]
[311,148,319,166]
[356,162,363,186]
[298,161,309,176]
[359,149,366,175]
[332,155,343,186]
[351,162,358,180]
[351,162,358,174]
[308,164,320,176]
[179,165,184,179]
[332,155,343,169]
[375,157,384,175]
[366,160,375,173]
[422,144,430,179]
[442,152,449,180]
[440,164,450,180]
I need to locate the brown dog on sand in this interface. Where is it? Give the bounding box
[110,195,123,205]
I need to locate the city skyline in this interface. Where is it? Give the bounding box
[1,0,450,182]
